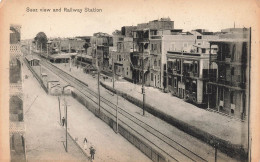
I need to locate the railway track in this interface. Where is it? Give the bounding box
[24,48,208,162]
[41,60,207,162]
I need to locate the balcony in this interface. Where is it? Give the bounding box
[150,36,162,39]
[132,51,149,57]
[133,38,149,43]
[151,65,160,71]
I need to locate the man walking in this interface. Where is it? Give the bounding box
[89,146,96,160]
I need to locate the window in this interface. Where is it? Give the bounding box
[176,59,180,71]
[183,42,188,48]
[220,88,224,100]
[168,77,172,86]
[154,60,157,66]
[202,49,206,53]
[152,44,157,51]
[231,67,235,75]
[197,36,202,39]
[194,61,198,74]
[151,73,154,81]
[171,43,175,51]
[174,78,177,88]
[230,91,234,104]
[231,44,236,61]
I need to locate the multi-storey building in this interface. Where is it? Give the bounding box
[131,18,175,86]
[166,47,218,107]
[91,32,113,72]
[111,26,136,80]
[131,18,219,90]
[9,24,26,161]
[207,28,250,120]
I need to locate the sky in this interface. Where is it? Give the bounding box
[1,0,259,40]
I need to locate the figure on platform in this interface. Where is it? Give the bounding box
[90,146,96,160]
[83,138,88,150]
[62,117,65,126]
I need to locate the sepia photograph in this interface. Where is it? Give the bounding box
[0,0,260,161]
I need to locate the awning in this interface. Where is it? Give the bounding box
[167,59,176,62]
[183,60,193,64]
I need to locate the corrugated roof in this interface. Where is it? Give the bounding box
[25,55,40,61]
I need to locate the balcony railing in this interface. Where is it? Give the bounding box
[150,36,162,39]
[133,38,149,43]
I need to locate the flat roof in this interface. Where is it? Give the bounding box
[193,44,218,49]
[209,39,248,43]
[77,54,93,59]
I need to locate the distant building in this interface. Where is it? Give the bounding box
[111,26,136,81]
[207,28,250,120]
[91,32,113,72]
[48,38,85,54]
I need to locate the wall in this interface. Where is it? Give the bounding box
[100,81,248,160]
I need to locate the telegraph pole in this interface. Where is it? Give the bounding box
[142,51,145,116]
[65,103,68,152]
[112,55,115,90]
[116,91,118,133]
[47,43,49,59]
[58,97,61,124]
[96,38,101,114]
[62,98,70,152]
[69,43,71,72]
[41,43,42,56]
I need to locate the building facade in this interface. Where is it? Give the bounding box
[207,28,250,120]
[166,51,217,107]
[9,24,26,161]
[131,19,219,90]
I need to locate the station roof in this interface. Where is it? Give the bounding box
[25,55,40,61]
[49,53,77,59]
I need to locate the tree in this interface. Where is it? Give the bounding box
[34,32,48,51]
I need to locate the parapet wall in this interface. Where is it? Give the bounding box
[71,90,167,162]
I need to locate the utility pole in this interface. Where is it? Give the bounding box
[47,43,49,59]
[112,55,115,90]
[116,90,118,133]
[30,43,32,55]
[142,50,145,116]
[58,97,61,124]
[214,143,218,162]
[69,43,71,72]
[62,98,70,152]
[96,38,101,114]
[65,103,68,152]
[41,43,42,55]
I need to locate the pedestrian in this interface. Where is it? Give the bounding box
[90,146,95,160]
[83,138,88,150]
[62,117,65,126]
